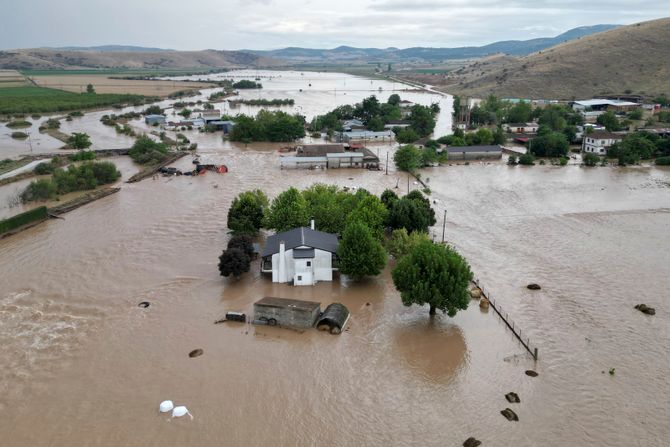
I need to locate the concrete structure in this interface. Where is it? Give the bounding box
[582,131,624,154]
[200,110,221,123]
[504,123,539,134]
[445,145,503,160]
[384,120,411,130]
[253,297,321,328]
[261,222,338,286]
[572,99,640,119]
[144,114,166,126]
[281,145,379,169]
[337,130,394,143]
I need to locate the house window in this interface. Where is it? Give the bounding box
[297,275,302,281]
[306,261,311,267]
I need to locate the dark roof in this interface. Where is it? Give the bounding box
[447,145,502,153]
[506,123,537,127]
[254,297,320,312]
[262,227,338,257]
[360,147,380,162]
[585,131,625,140]
[293,248,315,259]
[317,303,350,329]
[297,144,345,157]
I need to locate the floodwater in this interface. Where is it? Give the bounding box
[1,71,670,446]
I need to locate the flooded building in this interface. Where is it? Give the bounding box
[280,144,379,169]
[445,145,503,160]
[253,297,321,328]
[336,130,394,143]
[144,114,166,126]
[261,221,339,286]
[582,131,625,154]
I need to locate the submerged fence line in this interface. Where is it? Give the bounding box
[474,278,539,360]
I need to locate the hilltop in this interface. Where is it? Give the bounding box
[442,18,670,99]
[245,25,618,63]
[0,48,277,70]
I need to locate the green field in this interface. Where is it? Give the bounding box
[20,68,226,77]
[0,86,147,114]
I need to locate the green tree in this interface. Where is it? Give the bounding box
[452,95,461,119]
[530,131,568,157]
[227,190,269,235]
[408,105,436,137]
[596,111,620,131]
[395,127,420,144]
[518,153,535,165]
[394,145,422,172]
[346,195,388,240]
[67,132,92,149]
[387,94,401,106]
[144,105,162,115]
[381,189,399,209]
[302,183,346,234]
[386,228,431,259]
[392,240,473,316]
[367,116,385,131]
[227,234,255,258]
[505,101,532,124]
[337,220,387,280]
[493,125,506,145]
[86,83,96,94]
[218,248,250,279]
[388,192,436,233]
[178,108,192,118]
[129,135,169,164]
[264,187,309,232]
[583,152,599,167]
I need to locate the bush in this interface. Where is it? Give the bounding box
[559,156,568,166]
[583,152,599,167]
[69,151,97,161]
[67,132,92,149]
[129,135,169,164]
[23,161,120,202]
[0,206,48,234]
[6,120,31,129]
[655,156,670,166]
[11,131,28,140]
[21,179,57,201]
[507,155,518,165]
[518,153,535,165]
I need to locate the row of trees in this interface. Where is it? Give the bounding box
[437,127,505,147]
[229,110,306,143]
[607,132,670,166]
[22,161,120,202]
[393,144,445,172]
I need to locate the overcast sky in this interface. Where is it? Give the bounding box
[3,0,668,50]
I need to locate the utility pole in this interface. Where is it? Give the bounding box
[407,174,410,194]
[441,209,447,243]
[385,152,388,175]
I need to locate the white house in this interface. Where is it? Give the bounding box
[503,123,539,134]
[261,222,339,286]
[582,131,624,154]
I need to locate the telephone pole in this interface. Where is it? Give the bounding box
[441,209,447,243]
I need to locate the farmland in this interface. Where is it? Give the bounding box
[0,86,147,114]
[30,74,215,96]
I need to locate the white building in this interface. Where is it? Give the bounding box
[503,123,540,134]
[261,222,339,286]
[582,131,624,154]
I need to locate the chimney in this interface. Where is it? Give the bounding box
[310,219,315,230]
[278,240,287,283]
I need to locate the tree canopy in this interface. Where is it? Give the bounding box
[129,135,169,164]
[392,240,472,316]
[388,191,436,233]
[227,190,268,235]
[264,187,310,232]
[218,248,251,279]
[337,220,387,280]
[230,111,306,142]
[67,132,92,149]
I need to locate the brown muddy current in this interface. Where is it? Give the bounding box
[1,71,670,446]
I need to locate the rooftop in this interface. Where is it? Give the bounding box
[297,144,345,157]
[573,99,639,107]
[585,131,625,140]
[262,226,339,257]
[254,297,321,312]
[447,145,503,153]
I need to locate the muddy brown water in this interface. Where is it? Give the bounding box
[1,71,670,446]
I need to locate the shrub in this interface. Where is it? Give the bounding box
[6,120,31,129]
[559,156,568,166]
[11,132,28,140]
[21,178,58,201]
[518,153,535,165]
[507,155,518,165]
[583,152,599,167]
[129,135,169,164]
[69,151,97,161]
[655,156,670,166]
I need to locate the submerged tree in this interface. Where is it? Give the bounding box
[227,234,255,258]
[218,248,251,279]
[67,132,92,150]
[227,190,268,235]
[337,220,387,281]
[392,241,472,316]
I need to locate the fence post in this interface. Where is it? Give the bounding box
[534,347,538,360]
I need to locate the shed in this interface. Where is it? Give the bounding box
[446,145,502,160]
[145,114,166,125]
[253,297,321,328]
[316,303,350,335]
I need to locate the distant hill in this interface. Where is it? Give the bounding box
[245,25,619,63]
[0,49,277,70]
[51,45,173,52]
[445,18,670,100]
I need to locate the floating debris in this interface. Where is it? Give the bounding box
[527,283,541,290]
[188,349,204,358]
[525,370,539,377]
[500,408,519,421]
[172,406,192,419]
[138,301,150,308]
[159,400,174,413]
[634,304,655,315]
[505,392,521,403]
[463,437,482,447]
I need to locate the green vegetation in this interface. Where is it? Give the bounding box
[518,153,535,165]
[655,156,670,166]
[129,135,169,164]
[607,132,668,166]
[69,151,97,162]
[218,248,250,279]
[583,152,600,167]
[596,111,621,131]
[0,206,48,235]
[229,111,306,143]
[387,228,431,259]
[394,144,445,172]
[0,157,31,175]
[67,132,92,150]
[337,220,387,280]
[229,98,295,106]
[6,120,32,129]
[0,86,147,114]
[529,129,569,158]
[627,109,643,120]
[387,190,436,233]
[392,240,473,316]
[264,187,310,232]
[11,131,28,140]
[86,83,95,94]
[232,80,262,89]
[22,161,120,202]
[43,118,61,129]
[227,190,269,235]
[143,105,163,115]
